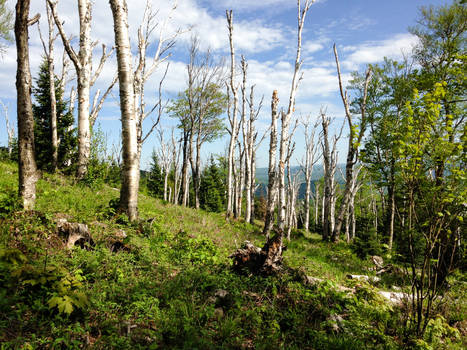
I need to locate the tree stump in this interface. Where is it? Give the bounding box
[229,228,285,275]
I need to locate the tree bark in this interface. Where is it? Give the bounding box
[15,0,39,210]
[109,0,139,221]
[332,44,371,242]
[226,10,240,218]
[263,90,279,237]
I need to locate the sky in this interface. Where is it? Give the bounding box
[0,0,453,170]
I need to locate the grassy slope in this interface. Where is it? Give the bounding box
[0,161,465,349]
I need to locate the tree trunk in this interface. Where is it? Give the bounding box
[332,44,371,241]
[15,0,39,210]
[263,90,279,237]
[45,4,58,171]
[226,11,239,218]
[110,0,139,221]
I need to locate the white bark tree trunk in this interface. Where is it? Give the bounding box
[278,0,311,230]
[109,0,139,221]
[226,10,240,218]
[263,90,279,236]
[332,44,371,241]
[15,0,39,210]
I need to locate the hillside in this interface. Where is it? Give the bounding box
[1,160,465,349]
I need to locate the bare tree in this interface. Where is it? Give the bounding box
[156,127,173,201]
[0,100,14,156]
[48,0,113,178]
[263,90,279,237]
[301,115,320,232]
[225,10,240,218]
[321,110,341,241]
[15,0,40,209]
[109,0,139,221]
[278,0,312,230]
[332,44,371,242]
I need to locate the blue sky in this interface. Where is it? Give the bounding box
[0,0,452,169]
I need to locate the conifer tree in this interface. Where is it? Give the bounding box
[32,58,77,171]
[147,151,164,199]
[199,157,225,212]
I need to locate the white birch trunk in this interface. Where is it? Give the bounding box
[15,0,39,210]
[109,0,139,221]
[226,11,239,218]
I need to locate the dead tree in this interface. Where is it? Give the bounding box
[263,90,279,237]
[156,127,173,202]
[0,100,14,157]
[245,84,264,224]
[301,115,320,232]
[225,10,240,218]
[15,0,40,210]
[171,129,182,205]
[321,110,341,241]
[278,0,312,230]
[109,0,139,221]
[332,44,371,242]
[48,0,113,178]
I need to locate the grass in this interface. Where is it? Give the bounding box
[0,160,465,349]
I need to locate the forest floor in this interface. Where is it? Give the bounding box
[0,160,466,349]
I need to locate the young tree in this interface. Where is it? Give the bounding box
[15,0,39,210]
[109,0,139,221]
[32,59,77,171]
[199,157,225,213]
[147,151,164,199]
[168,46,226,209]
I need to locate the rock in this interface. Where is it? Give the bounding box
[347,274,381,283]
[327,314,344,333]
[371,255,384,269]
[378,291,410,305]
[214,289,229,299]
[56,219,93,249]
[214,307,224,318]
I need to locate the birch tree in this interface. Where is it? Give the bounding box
[278,0,312,230]
[48,0,113,178]
[262,90,279,236]
[225,10,240,218]
[321,111,341,241]
[332,44,371,242]
[301,115,319,232]
[0,100,14,156]
[15,0,39,209]
[109,0,139,221]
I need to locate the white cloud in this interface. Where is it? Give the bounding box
[341,33,417,70]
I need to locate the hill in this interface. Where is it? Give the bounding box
[0,160,465,349]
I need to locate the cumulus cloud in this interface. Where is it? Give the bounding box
[340,33,417,70]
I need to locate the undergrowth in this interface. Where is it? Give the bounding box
[0,161,465,349]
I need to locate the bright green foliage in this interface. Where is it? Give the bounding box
[147,151,164,199]
[168,83,227,143]
[0,0,12,48]
[199,157,225,212]
[81,125,120,188]
[32,59,77,172]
